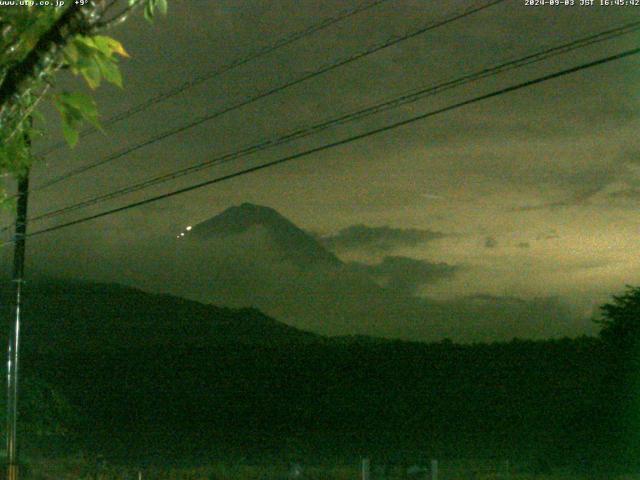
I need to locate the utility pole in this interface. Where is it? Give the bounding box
[6,167,30,480]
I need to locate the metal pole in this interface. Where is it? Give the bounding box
[361,458,370,480]
[6,171,30,480]
[430,459,438,480]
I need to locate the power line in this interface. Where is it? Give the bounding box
[21,19,640,226]
[31,0,506,193]
[36,0,394,157]
[17,45,640,243]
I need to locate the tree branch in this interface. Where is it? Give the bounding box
[5,82,52,144]
[0,4,86,117]
[92,0,145,31]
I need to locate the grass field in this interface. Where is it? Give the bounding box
[16,457,640,480]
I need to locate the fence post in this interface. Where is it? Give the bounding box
[430,459,438,480]
[138,470,142,480]
[361,458,370,480]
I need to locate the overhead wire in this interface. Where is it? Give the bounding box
[36,0,395,156]
[12,45,639,245]
[30,0,506,193]
[19,19,640,226]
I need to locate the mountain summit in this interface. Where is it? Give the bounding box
[190,203,341,267]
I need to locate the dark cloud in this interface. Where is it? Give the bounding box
[466,294,527,305]
[513,187,603,211]
[321,224,445,253]
[347,256,457,295]
[29,221,589,343]
[514,152,640,211]
[484,236,497,249]
[535,231,559,240]
[608,188,640,201]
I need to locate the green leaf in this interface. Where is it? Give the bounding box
[88,36,111,57]
[156,0,168,15]
[143,0,168,21]
[80,60,101,89]
[53,92,102,147]
[61,120,79,148]
[94,55,122,88]
[66,94,100,131]
[72,36,96,55]
[93,35,129,58]
[0,127,35,174]
[62,41,79,64]
[58,92,97,121]
[73,35,97,52]
[144,1,155,22]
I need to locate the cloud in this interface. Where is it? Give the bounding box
[608,188,640,201]
[512,186,607,211]
[484,236,498,249]
[513,152,640,211]
[321,224,445,253]
[347,256,458,295]
[165,242,584,342]
[535,231,559,240]
[34,227,590,343]
[423,294,589,342]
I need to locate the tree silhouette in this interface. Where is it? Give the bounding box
[597,285,640,351]
[593,286,640,471]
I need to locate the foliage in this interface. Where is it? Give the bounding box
[144,0,168,21]
[8,279,640,472]
[593,286,640,469]
[0,0,168,180]
[22,459,639,480]
[0,376,81,438]
[596,285,640,350]
[53,91,101,148]
[6,278,611,471]
[63,35,129,89]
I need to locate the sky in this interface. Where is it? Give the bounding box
[4,0,640,342]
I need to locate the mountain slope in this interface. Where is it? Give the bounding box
[0,281,606,470]
[0,278,320,354]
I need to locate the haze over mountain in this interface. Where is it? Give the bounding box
[157,203,586,342]
[24,203,589,342]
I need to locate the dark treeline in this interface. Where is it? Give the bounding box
[2,279,638,472]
